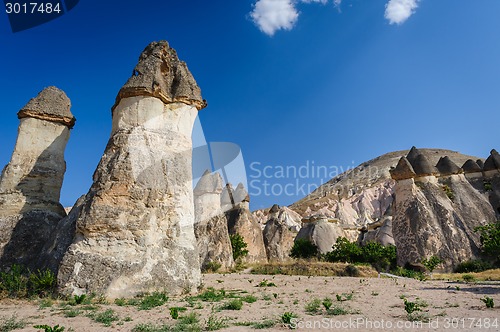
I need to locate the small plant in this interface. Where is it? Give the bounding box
[336,292,353,302]
[404,299,421,315]
[257,280,276,287]
[327,306,350,316]
[484,181,493,191]
[422,255,442,273]
[204,261,222,273]
[253,320,276,329]
[138,292,168,310]
[91,309,119,327]
[63,309,81,318]
[170,307,180,319]
[462,274,476,283]
[442,184,454,200]
[38,298,54,309]
[305,298,321,314]
[220,298,243,310]
[290,239,319,259]
[344,264,360,277]
[322,297,333,310]
[73,294,87,305]
[229,233,249,261]
[281,312,298,326]
[33,325,65,332]
[205,315,229,331]
[481,297,495,308]
[0,315,27,331]
[371,292,379,296]
[241,295,257,303]
[114,298,127,306]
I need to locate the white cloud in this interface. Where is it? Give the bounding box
[250,0,336,36]
[250,0,299,36]
[384,0,419,25]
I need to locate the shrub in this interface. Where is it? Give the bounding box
[462,274,476,282]
[205,315,228,331]
[203,261,222,273]
[404,299,421,314]
[481,297,494,308]
[33,325,65,332]
[290,239,319,259]
[220,299,243,310]
[138,292,168,310]
[229,234,249,261]
[442,185,454,200]
[304,298,321,314]
[281,312,298,326]
[0,265,56,298]
[170,307,179,319]
[455,260,493,273]
[322,297,333,310]
[91,309,119,327]
[393,267,426,281]
[0,315,27,331]
[344,264,360,277]
[475,221,500,264]
[324,238,396,272]
[422,256,442,273]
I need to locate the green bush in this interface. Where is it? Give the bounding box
[220,299,243,310]
[229,234,249,261]
[455,260,493,273]
[393,267,426,281]
[0,265,56,298]
[138,292,169,310]
[481,297,494,308]
[475,221,500,264]
[323,238,396,272]
[422,256,442,273]
[290,239,319,259]
[33,325,65,332]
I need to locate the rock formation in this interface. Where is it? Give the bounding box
[193,170,234,271]
[262,205,301,262]
[225,184,267,263]
[295,215,344,254]
[462,159,482,174]
[391,148,497,270]
[57,41,205,298]
[0,87,75,270]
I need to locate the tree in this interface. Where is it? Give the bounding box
[290,239,319,259]
[229,233,249,261]
[475,221,500,265]
[422,255,442,273]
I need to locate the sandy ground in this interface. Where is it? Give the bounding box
[1,273,499,332]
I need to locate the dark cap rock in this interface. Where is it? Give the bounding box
[412,154,438,177]
[483,149,500,171]
[462,159,482,173]
[112,41,207,112]
[390,156,416,180]
[18,86,75,128]
[436,156,462,176]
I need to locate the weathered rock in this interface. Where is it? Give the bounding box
[226,203,267,264]
[411,154,438,177]
[295,216,344,254]
[477,159,485,169]
[58,42,202,298]
[462,159,482,174]
[263,217,296,262]
[0,87,74,270]
[392,174,496,271]
[436,156,462,176]
[194,170,234,271]
[362,216,395,247]
[112,41,206,112]
[390,157,416,180]
[483,149,500,172]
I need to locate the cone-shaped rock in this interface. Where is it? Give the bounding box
[412,154,438,177]
[483,149,500,171]
[112,41,206,112]
[436,156,462,176]
[390,157,416,180]
[406,146,421,165]
[0,86,74,270]
[462,160,482,174]
[477,159,485,169]
[58,42,203,298]
[194,170,234,271]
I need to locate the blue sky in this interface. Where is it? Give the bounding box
[1,0,499,210]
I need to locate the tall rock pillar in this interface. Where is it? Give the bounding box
[58,41,206,298]
[0,86,75,269]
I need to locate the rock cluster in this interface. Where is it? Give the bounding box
[0,87,75,270]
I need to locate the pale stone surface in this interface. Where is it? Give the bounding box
[58,97,202,298]
[295,217,344,254]
[261,205,301,262]
[0,87,73,270]
[194,170,234,271]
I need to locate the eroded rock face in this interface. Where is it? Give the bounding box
[225,186,267,264]
[392,174,496,270]
[295,217,344,254]
[58,41,203,298]
[194,171,234,271]
[262,205,301,262]
[0,87,74,270]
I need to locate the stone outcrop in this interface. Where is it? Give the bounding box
[462,159,482,174]
[262,205,301,262]
[436,156,462,176]
[225,184,267,263]
[390,157,416,181]
[57,41,203,298]
[295,216,344,254]
[0,87,74,270]
[193,170,234,271]
[483,149,500,172]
